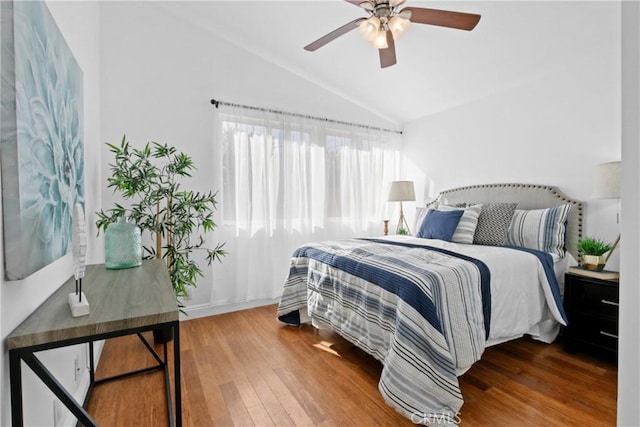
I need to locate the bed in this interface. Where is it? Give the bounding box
[276,183,583,424]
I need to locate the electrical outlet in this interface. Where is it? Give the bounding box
[74,356,80,382]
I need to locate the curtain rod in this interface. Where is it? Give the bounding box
[210,99,402,135]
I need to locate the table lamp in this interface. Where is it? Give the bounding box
[388,181,415,234]
[592,161,621,267]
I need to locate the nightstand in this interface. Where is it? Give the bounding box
[563,271,619,357]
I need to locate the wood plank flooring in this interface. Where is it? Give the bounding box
[86,304,617,426]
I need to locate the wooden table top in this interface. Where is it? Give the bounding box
[6,259,178,350]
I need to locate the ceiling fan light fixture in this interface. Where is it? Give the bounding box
[306,1,481,68]
[359,16,380,41]
[389,15,410,39]
[372,30,389,49]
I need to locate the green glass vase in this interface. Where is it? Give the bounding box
[105,217,142,269]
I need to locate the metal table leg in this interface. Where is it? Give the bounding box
[174,322,182,427]
[9,350,23,427]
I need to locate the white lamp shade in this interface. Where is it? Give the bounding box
[388,181,416,202]
[592,161,621,199]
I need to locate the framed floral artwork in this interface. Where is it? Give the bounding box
[0,0,84,280]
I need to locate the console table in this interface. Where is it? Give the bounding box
[6,259,181,426]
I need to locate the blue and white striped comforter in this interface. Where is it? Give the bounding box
[277,238,495,422]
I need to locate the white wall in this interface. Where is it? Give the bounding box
[618,1,640,425]
[402,1,622,269]
[0,2,102,426]
[98,2,397,315]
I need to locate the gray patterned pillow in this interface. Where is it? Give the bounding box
[473,203,518,246]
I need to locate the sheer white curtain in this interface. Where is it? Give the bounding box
[212,106,400,305]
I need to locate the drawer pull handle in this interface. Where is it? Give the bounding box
[600,331,619,339]
[601,299,619,307]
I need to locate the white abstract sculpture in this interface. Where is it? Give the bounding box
[69,203,89,317]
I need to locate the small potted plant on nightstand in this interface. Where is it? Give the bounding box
[577,237,613,271]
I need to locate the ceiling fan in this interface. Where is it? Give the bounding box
[304,0,481,69]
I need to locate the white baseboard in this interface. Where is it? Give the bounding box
[181,298,279,320]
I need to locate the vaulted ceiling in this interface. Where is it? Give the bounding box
[156,1,616,126]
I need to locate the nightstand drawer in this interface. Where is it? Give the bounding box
[570,313,618,352]
[570,280,618,318]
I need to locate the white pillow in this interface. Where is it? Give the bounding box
[437,204,483,244]
[414,207,429,234]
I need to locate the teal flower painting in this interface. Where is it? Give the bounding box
[0,0,84,280]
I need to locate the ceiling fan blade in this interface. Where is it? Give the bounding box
[304,18,366,51]
[379,32,396,68]
[402,7,481,31]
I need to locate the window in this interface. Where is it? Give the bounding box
[218,107,400,237]
[212,105,401,303]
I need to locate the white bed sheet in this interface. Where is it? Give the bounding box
[379,236,568,352]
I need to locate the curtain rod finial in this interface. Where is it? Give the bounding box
[210,99,219,108]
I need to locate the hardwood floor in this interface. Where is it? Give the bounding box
[86,304,617,426]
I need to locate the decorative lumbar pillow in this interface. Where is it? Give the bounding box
[506,204,572,256]
[417,209,465,241]
[437,204,483,244]
[473,203,518,246]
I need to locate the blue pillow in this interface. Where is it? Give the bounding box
[417,209,465,241]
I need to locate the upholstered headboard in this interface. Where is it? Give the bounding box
[427,183,583,260]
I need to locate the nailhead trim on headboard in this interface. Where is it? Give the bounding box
[429,183,583,260]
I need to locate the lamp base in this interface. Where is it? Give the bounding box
[603,233,621,267]
[396,217,411,234]
[395,203,412,235]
